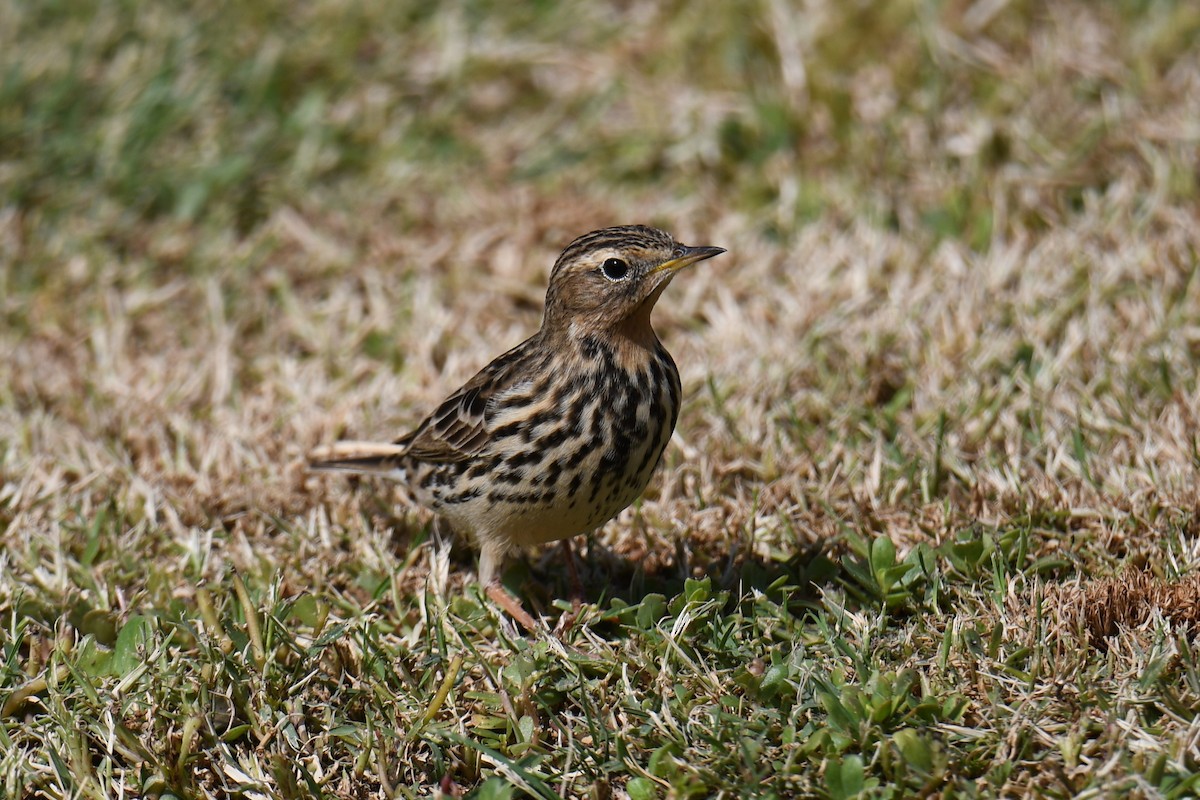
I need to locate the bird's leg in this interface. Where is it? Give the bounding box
[477,541,502,589]
[486,583,540,633]
[479,540,541,633]
[561,539,585,603]
[550,539,586,637]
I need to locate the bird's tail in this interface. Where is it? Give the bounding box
[307,441,408,476]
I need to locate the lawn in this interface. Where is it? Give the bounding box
[3,0,1200,797]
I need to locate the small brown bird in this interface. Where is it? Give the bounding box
[310,225,724,594]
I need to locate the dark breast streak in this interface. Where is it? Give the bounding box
[577,335,680,518]
[417,333,680,537]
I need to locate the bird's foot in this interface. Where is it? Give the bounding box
[485,582,542,634]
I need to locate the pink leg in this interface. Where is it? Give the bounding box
[561,539,585,601]
[479,540,540,632]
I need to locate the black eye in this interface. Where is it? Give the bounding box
[600,258,630,281]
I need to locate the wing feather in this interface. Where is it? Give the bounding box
[398,337,538,463]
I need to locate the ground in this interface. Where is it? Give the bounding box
[3,1,1200,797]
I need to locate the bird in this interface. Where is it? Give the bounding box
[309,224,725,601]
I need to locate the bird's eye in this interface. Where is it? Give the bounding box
[600,258,630,281]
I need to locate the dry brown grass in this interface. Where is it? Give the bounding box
[3,0,1200,796]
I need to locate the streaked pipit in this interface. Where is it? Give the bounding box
[310,225,725,599]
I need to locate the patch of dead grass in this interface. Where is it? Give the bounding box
[1075,568,1200,642]
[4,0,1200,795]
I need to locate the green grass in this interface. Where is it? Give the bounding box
[4,0,1200,797]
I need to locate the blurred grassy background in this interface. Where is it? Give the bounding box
[7,1,1196,287]
[3,0,1200,797]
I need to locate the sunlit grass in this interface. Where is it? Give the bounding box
[3,0,1200,797]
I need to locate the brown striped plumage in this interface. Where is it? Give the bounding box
[309,225,725,587]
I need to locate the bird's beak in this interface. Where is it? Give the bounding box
[649,244,726,276]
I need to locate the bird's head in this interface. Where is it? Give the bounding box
[541,225,725,339]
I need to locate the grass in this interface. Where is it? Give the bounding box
[3,0,1200,796]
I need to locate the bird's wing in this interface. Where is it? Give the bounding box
[398,338,535,463]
